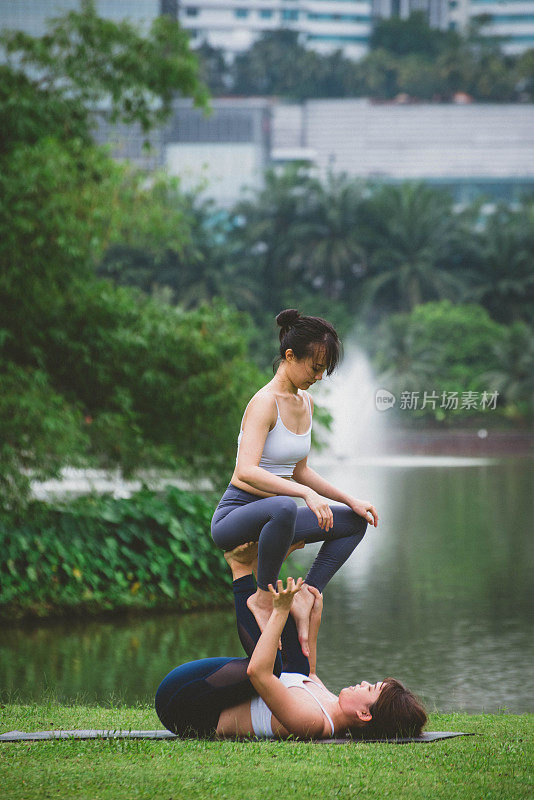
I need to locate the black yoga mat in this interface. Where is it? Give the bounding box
[0,729,474,743]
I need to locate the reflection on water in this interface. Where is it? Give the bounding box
[1,458,532,713]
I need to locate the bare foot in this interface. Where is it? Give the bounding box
[223,541,258,567]
[246,588,275,636]
[289,583,315,658]
[284,540,305,561]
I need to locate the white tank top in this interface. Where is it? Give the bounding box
[250,672,335,738]
[235,392,312,477]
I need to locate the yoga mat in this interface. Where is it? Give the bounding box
[0,729,473,743]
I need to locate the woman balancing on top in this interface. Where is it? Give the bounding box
[211,308,379,657]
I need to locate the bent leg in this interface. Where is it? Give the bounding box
[212,496,298,590]
[155,656,256,737]
[292,504,367,592]
[232,574,309,676]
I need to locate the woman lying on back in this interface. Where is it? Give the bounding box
[155,545,427,740]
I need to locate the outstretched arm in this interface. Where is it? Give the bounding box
[247,578,325,739]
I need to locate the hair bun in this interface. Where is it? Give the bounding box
[276,309,301,330]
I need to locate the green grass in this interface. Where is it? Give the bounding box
[0,701,532,800]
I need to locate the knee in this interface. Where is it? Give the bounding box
[345,507,368,536]
[272,496,298,523]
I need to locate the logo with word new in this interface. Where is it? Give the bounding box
[375,389,396,411]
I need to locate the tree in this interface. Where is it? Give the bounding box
[397,54,443,99]
[233,29,326,99]
[0,2,270,508]
[370,11,452,58]
[369,301,509,424]
[195,41,231,96]
[358,183,470,316]
[0,0,209,142]
[357,48,400,100]
[482,321,534,421]
[515,48,534,101]
[286,172,367,303]
[460,204,534,325]
[231,164,315,315]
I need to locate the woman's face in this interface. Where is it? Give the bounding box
[339,681,384,722]
[286,348,327,389]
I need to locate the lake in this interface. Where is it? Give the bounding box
[1,455,532,713]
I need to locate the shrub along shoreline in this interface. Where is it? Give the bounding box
[0,486,231,622]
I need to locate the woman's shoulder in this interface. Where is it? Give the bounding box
[303,389,314,412]
[241,390,278,430]
[247,388,278,410]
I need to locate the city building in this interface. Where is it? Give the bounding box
[162,98,271,206]
[272,99,534,204]
[2,3,532,208]
[448,0,534,54]
[179,0,372,60]
[95,97,534,208]
[2,0,533,62]
[371,0,449,30]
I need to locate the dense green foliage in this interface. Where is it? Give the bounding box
[368,301,534,423]
[198,16,534,101]
[1,704,532,800]
[0,486,228,620]
[0,3,268,509]
[0,0,209,140]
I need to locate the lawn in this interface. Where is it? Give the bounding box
[0,702,532,799]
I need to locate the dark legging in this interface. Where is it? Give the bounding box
[155,574,309,737]
[211,482,367,591]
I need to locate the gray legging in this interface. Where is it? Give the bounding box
[211,482,367,591]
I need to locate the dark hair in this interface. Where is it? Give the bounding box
[273,308,342,376]
[348,678,428,740]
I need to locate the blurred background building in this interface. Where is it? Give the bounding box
[95,97,534,207]
[2,2,533,206]
[2,0,534,57]
[272,99,534,205]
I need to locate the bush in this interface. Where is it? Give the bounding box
[0,486,230,620]
[368,301,509,423]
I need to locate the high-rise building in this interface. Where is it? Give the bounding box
[0,0,372,60]
[372,0,449,30]
[179,1,372,60]
[448,0,534,54]
[2,0,533,62]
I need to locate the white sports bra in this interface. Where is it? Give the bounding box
[250,672,335,738]
[235,392,312,477]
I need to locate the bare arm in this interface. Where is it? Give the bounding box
[293,464,356,506]
[247,579,325,738]
[293,463,379,527]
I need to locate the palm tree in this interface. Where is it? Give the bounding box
[370,311,446,391]
[230,164,314,313]
[358,181,472,316]
[461,204,534,324]
[480,321,534,418]
[287,171,367,302]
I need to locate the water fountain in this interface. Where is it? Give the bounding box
[312,339,389,463]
